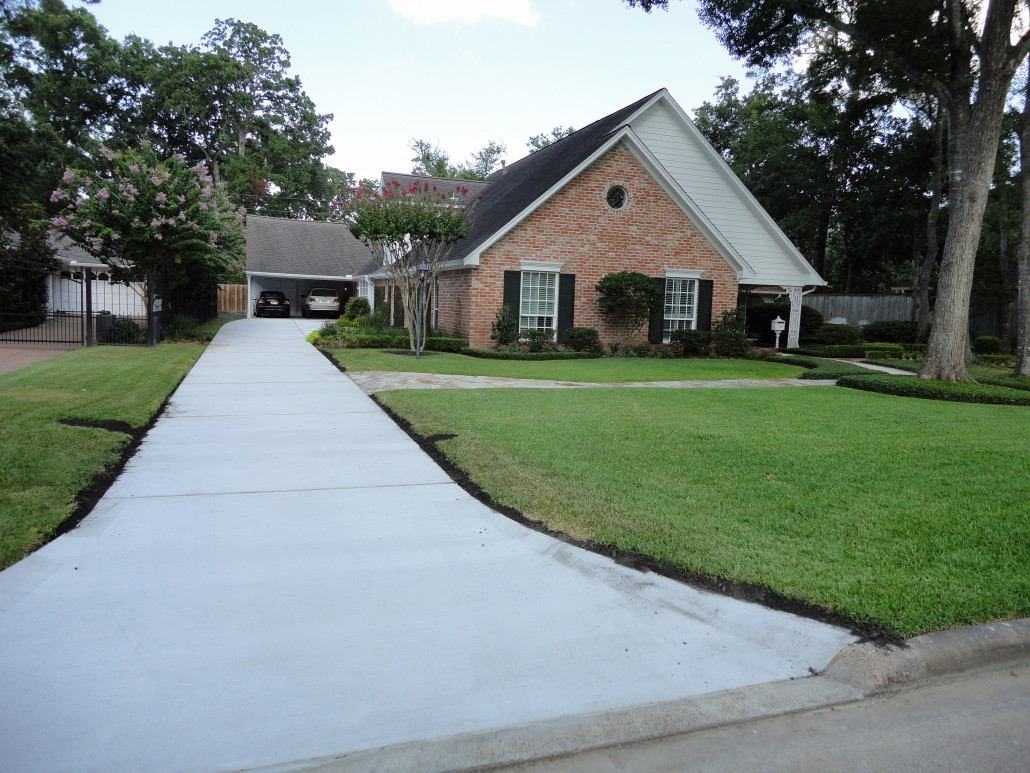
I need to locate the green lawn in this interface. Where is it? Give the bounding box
[328,348,807,381]
[0,344,203,570]
[379,386,1030,637]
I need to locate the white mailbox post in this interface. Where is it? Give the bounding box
[771,316,786,350]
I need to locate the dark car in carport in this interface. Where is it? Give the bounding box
[254,290,291,318]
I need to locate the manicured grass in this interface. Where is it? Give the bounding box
[193,316,239,339]
[327,348,807,381]
[868,358,1030,393]
[380,386,1030,637]
[0,344,203,570]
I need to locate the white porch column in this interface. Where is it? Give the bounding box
[785,285,803,349]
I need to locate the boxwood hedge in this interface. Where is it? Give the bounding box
[837,374,1030,406]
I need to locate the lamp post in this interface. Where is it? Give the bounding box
[415,262,429,359]
[771,315,785,350]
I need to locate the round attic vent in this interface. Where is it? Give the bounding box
[606,185,627,209]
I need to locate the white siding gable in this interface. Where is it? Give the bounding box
[631,97,824,287]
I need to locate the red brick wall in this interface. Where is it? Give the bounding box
[439,142,739,348]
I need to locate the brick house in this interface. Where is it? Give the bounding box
[374,88,824,350]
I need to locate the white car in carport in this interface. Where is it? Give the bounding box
[302,288,341,318]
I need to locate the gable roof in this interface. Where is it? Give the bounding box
[246,215,379,279]
[449,89,663,264]
[448,88,824,287]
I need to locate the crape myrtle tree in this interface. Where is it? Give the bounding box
[627,0,1030,382]
[49,144,245,336]
[341,179,476,351]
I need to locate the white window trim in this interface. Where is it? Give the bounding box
[520,260,563,273]
[519,270,559,334]
[663,276,699,343]
[663,269,703,279]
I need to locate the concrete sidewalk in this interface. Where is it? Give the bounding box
[1,318,859,772]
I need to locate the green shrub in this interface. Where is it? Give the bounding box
[820,343,904,358]
[335,334,409,349]
[424,337,467,353]
[973,336,1003,355]
[318,320,342,337]
[490,304,518,347]
[979,373,1030,392]
[837,374,1030,406]
[762,354,872,379]
[670,328,712,357]
[865,347,907,360]
[595,271,664,337]
[358,308,390,332]
[861,319,917,343]
[978,353,1016,366]
[560,326,602,353]
[817,323,862,344]
[343,297,371,320]
[101,317,146,344]
[744,302,823,341]
[464,349,602,361]
[522,328,555,352]
[712,308,751,358]
[161,315,198,341]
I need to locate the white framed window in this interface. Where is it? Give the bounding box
[663,277,697,342]
[520,271,557,332]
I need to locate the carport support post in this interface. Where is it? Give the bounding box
[785,286,803,350]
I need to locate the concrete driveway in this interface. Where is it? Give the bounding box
[0,318,855,772]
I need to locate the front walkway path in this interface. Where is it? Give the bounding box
[348,371,837,394]
[0,318,855,773]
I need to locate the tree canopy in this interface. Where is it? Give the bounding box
[1,1,343,220]
[627,0,1030,381]
[409,138,507,180]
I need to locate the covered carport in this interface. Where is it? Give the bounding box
[245,215,379,318]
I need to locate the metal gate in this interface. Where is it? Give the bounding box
[0,310,86,345]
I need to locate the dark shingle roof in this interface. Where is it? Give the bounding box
[246,215,379,278]
[450,89,664,262]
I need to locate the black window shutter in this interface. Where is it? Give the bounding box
[503,271,521,315]
[557,273,575,336]
[648,277,666,343]
[697,279,714,331]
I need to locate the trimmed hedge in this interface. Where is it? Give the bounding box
[837,374,1030,406]
[979,374,1030,393]
[757,354,871,379]
[817,323,862,344]
[861,319,917,344]
[464,348,603,361]
[313,334,467,352]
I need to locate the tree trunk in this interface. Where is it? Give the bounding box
[1015,67,1030,376]
[921,3,1020,381]
[915,105,945,341]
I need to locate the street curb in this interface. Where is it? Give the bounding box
[248,619,1030,773]
[823,618,1030,693]
[246,677,864,773]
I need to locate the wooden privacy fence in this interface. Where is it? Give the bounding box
[805,294,913,326]
[218,284,248,315]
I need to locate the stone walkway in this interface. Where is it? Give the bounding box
[347,371,839,394]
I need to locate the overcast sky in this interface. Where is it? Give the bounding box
[77,0,752,181]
